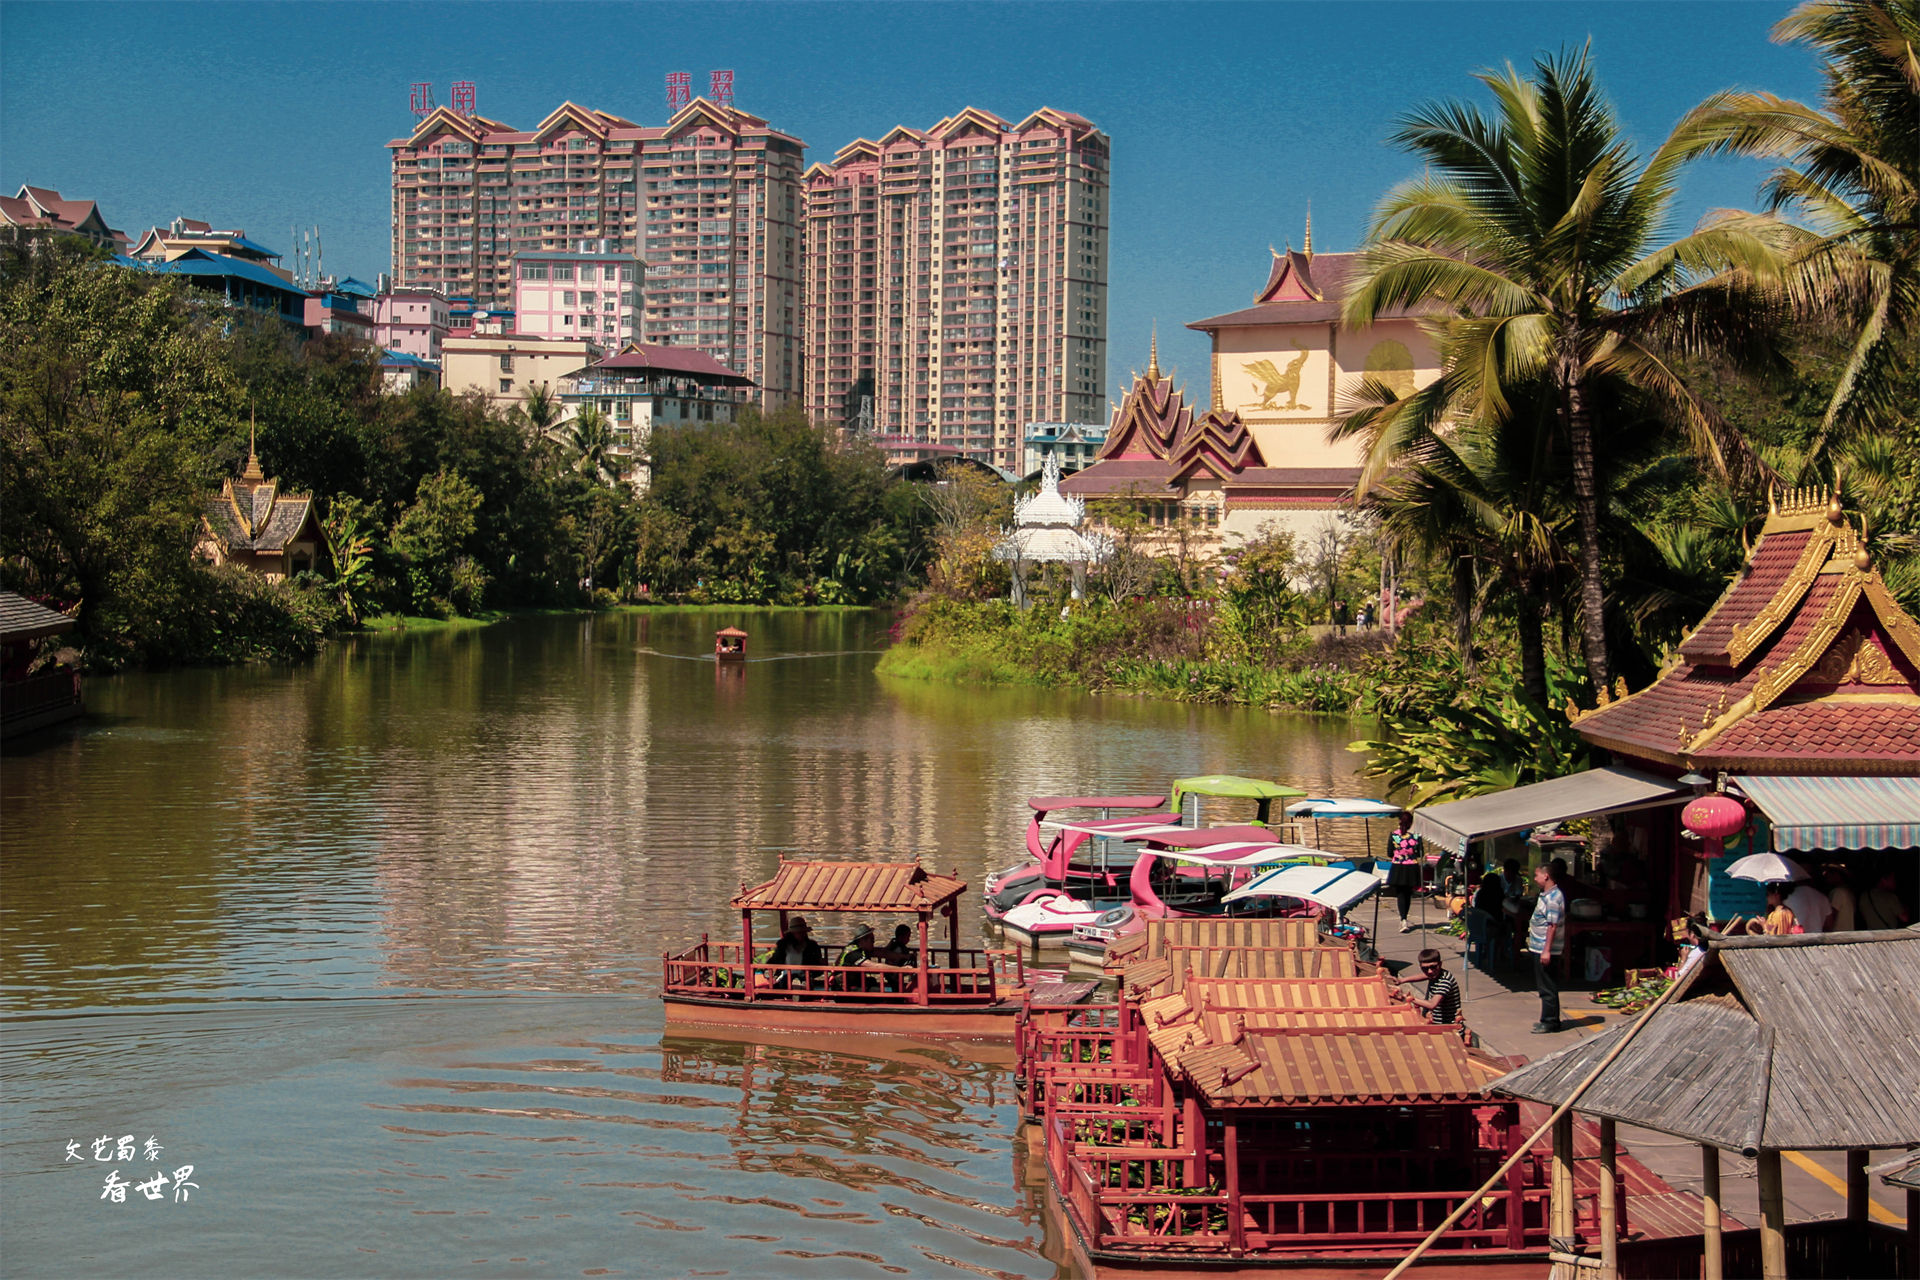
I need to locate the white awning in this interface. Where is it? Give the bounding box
[1410,766,1693,857]
[1222,864,1383,912]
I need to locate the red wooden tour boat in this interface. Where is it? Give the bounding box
[1017,919,1611,1277]
[662,858,1099,1038]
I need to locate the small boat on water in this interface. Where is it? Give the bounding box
[662,857,1099,1039]
[984,795,1174,918]
[998,823,1307,953]
[714,626,748,661]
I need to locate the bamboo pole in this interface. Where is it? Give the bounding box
[1598,1118,1619,1280]
[1757,1148,1787,1280]
[1552,1113,1576,1242]
[1382,962,1692,1280]
[1702,1145,1723,1280]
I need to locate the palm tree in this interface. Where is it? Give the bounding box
[516,382,561,439]
[565,404,619,485]
[1343,46,1785,689]
[1340,363,1567,704]
[1681,0,1919,465]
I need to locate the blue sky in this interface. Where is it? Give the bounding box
[2,1,1821,400]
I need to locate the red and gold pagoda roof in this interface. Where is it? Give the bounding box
[1573,490,1920,774]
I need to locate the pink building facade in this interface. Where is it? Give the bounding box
[802,107,1108,472]
[389,98,803,409]
[374,289,451,362]
[510,247,641,344]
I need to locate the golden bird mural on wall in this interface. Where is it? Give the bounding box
[1242,341,1311,411]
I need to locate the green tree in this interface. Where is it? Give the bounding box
[517,381,562,439]
[0,244,237,659]
[1684,0,1919,463]
[1343,46,1785,689]
[390,468,487,615]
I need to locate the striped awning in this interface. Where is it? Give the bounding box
[1733,775,1920,853]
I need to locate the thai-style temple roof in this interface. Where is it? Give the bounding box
[1187,249,1428,331]
[1493,931,1920,1153]
[201,447,319,554]
[1573,490,1920,774]
[1060,361,1357,503]
[733,859,966,914]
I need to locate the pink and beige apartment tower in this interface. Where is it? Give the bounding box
[802,107,1108,471]
[388,98,803,408]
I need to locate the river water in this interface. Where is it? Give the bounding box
[1,610,1380,1279]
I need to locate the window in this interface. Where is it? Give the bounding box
[579,265,597,282]
[499,354,513,372]
[553,264,574,281]
[499,378,512,393]
[521,263,548,281]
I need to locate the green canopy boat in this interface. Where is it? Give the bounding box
[1169,775,1308,827]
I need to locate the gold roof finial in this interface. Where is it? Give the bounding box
[1147,322,1161,382]
[242,407,264,481]
[1303,201,1312,256]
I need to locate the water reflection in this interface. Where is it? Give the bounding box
[2,610,1378,1276]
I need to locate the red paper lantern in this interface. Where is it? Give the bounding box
[1683,795,1746,840]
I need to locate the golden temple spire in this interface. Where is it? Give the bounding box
[242,408,264,481]
[1303,202,1312,256]
[1147,322,1160,382]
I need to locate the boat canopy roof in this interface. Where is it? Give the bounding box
[733,859,966,914]
[1170,775,1308,809]
[1285,797,1405,820]
[1026,794,1167,813]
[1148,842,1324,868]
[1145,824,1281,849]
[1042,816,1186,838]
[1222,864,1383,911]
[1166,1021,1497,1108]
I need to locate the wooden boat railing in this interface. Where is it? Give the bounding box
[663,936,1012,1005]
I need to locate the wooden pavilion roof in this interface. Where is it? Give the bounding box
[732,859,965,914]
[1572,490,1920,773]
[1492,931,1920,1153]
[1103,917,1323,971]
[1164,1019,1493,1108]
[1117,945,1362,999]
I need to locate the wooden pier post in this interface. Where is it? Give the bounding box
[1847,1147,1868,1222]
[1598,1118,1619,1280]
[1757,1148,1788,1280]
[1701,1144,1723,1280]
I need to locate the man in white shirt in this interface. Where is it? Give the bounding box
[1784,881,1832,935]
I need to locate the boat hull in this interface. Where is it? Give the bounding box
[664,992,1022,1038]
[1043,1176,1541,1279]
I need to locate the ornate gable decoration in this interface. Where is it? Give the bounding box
[1256,248,1323,304]
[1571,489,1920,774]
[1096,364,1191,461]
[1167,408,1266,483]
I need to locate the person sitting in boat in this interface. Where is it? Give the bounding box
[881,924,913,966]
[1390,948,1461,1025]
[767,917,826,988]
[834,923,878,992]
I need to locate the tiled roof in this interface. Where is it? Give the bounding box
[1575,495,1920,772]
[1706,702,1920,766]
[1118,945,1362,998]
[1680,527,1818,663]
[575,343,752,386]
[1102,918,1322,971]
[734,859,966,913]
[1166,1022,1486,1107]
[0,592,74,642]
[201,462,320,554]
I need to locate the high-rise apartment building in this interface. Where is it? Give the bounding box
[388,98,804,406]
[802,107,1108,470]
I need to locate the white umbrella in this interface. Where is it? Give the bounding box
[1724,852,1811,883]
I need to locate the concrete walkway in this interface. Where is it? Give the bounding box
[1369,902,1912,1233]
